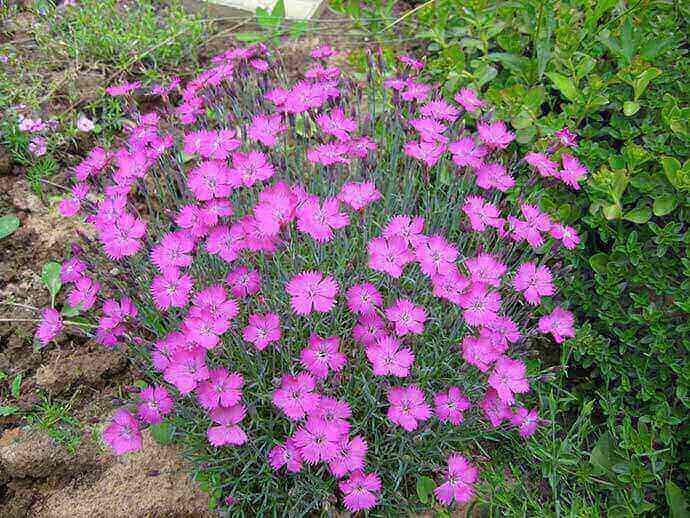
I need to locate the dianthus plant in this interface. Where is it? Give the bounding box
[38,45,581,515]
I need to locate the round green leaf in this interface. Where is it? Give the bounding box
[623,101,640,116]
[623,206,651,224]
[653,193,678,216]
[0,215,20,240]
[416,476,436,504]
[589,253,609,274]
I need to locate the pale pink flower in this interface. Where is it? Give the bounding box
[76,115,95,132]
[385,299,427,336]
[300,335,346,379]
[285,271,338,315]
[103,409,142,455]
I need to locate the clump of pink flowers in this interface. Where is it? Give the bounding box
[34,44,582,513]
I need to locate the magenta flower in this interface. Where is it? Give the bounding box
[150,268,193,310]
[207,404,248,446]
[434,387,471,425]
[352,313,387,346]
[525,151,558,177]
[462,195,504,232]
[511,406,539,437]
[410,118,448,143]
[205,223,246,263]
[243,313,281,350]
[346,282,382,315]
[187,160,233,201]
[434,454,478,505]
[513,262,554,305]
[462,334,501,372]
[229,150,275,187]
[300,335,347,379]
[329,435,368,478]
[293,417,342,463]
[415,235,458,276]
[449,136,488,169]
[99,212,147,260]
[317,108,357,141]
[475,162,515,192]
[226,267,261,298]
[510,204,553,248]
[366,335,415,377]
[454,88,484,113]
[337,181,381,211]
[385,299,427,336]
[550,223,580,250]
[163,348,209,394]
[477,120,515,149]
[458,283,501,327]
[296,196,349,242]
[103,408,142,455]
[387,385,432,431]
[272,373,321,420]
[136,385,173,425]
[538,307,575,343]
[555,127,578,148]
[253,181,298,236]
[67,275,100,310]
[367,236,414,278]
[307,142,351,165]
[150,231,194,272]
[557,153,588,189]
[35,308,63,346]
[383,214,425,247]
[105,81,141,96]
[248,113,286,147]
[285,271,338,315]
[311,397,352,429]
[480,388,513,427]
[347,136,377,158]
[465,253,506,287]
[420,98,460,122]
[488,357,530,404]
[197,368,244,410]
[339,470,381,512]
[59,257,87,283]
[401,80,431,102]
[403,139,446,167]
[431,268,470,304]
[269,437,303,473]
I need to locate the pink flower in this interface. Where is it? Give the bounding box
[366,335,415,377]
[197,368,244,410]
[403,139,446,167]
[462,334,501,372]
[347,136,378,158]
[475,162,515,192]
[434,454,478,505]
[410,118,448,143]
[557,153,588,189]
[339,471,381,512]
[538,307,575,343]
[462,195,504,232]
[207,404,248,446]
[510,204,553,248]
[269,437,303,472]
[103,409,142,455]
[434,387,471,425]
[550,223,580,250]
[293,417,342,463]
[513,262,554,305]
[300,335,346,379]
[296,196,349,242]
[525,151,558,177]
[387,385,432,431]
[248,113,286,147]
[35,308,62,346]
[253,181,298,236]
[163,348,209,394]
[229,150,275,187]
[385,299,426,336]
[243,313,281,350]
[420,99,460,122]
[150,268,193,310]
[316,108,357,141]
[449,136,488,169]
[398,54,425,70]
[346,282,382,315]
[311,44,336,59]
[137,385,173,424]
[307,143,350,165]
[60,257,87,283]
[458,283,501,327]
[454,88,484,113]
[285,271,338,315]
[106,81,141,96]
[477,120,515,149]
[415,235,458,276]
[150,231,194,272]
[401,80,431,102]
[382,215,425,247]
[511,407,539,437]
[431,267,470,304]
[187,160,233,201]
[465,253,506,287]
[555,127,578,148]
[272,373,321,420]
[329,435,368,478]
[367,236,414,278]
[488,357,530,404]
[99,212,147,260]
[480,388,513,427]
[76,115,95,132]
[226,267,261,298]
[337,181,381,211]
[67,276,100,310]
[352,313,387,346]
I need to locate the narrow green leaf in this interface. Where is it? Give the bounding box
[11,374,22,399]
[0,406,19,417]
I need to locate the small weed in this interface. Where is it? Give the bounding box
[27,393,84,454]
